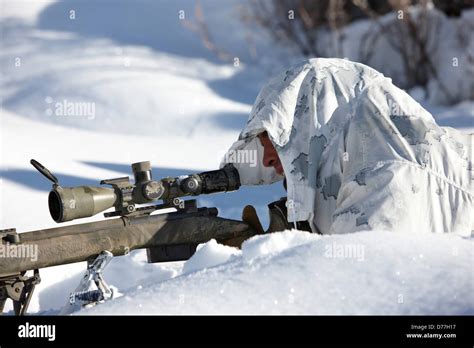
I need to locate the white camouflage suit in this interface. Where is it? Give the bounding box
[221,58,473,236]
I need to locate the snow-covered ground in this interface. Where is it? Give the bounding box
[0,1,472,315]
[85,230,474,315]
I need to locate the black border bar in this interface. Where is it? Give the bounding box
[0,315,472,346]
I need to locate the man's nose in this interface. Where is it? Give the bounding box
[262,149,276,167]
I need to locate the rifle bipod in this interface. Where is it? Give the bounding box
[0,269,41,315]
[61,251,114,314]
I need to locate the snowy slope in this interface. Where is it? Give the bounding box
[0,1,472,315]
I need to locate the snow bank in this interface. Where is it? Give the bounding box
[182,239,240,274]
[81,230,473,315]
[0,0,260,137]
[338,7,474,105]
[241,229,317,260]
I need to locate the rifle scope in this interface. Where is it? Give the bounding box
[31,159,240,223]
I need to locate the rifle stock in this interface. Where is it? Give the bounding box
[0,207,257,277]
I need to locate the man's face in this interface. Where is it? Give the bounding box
[257,131,284,176]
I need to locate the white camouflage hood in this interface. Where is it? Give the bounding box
[221,58,473,235]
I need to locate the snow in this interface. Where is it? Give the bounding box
[182,239,240,274]
[0,1,472,315]
[241,229,317,260]
[83,230,474,315]
[336,7,474,105]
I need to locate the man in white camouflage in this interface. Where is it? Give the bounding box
[221,58,473,235]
